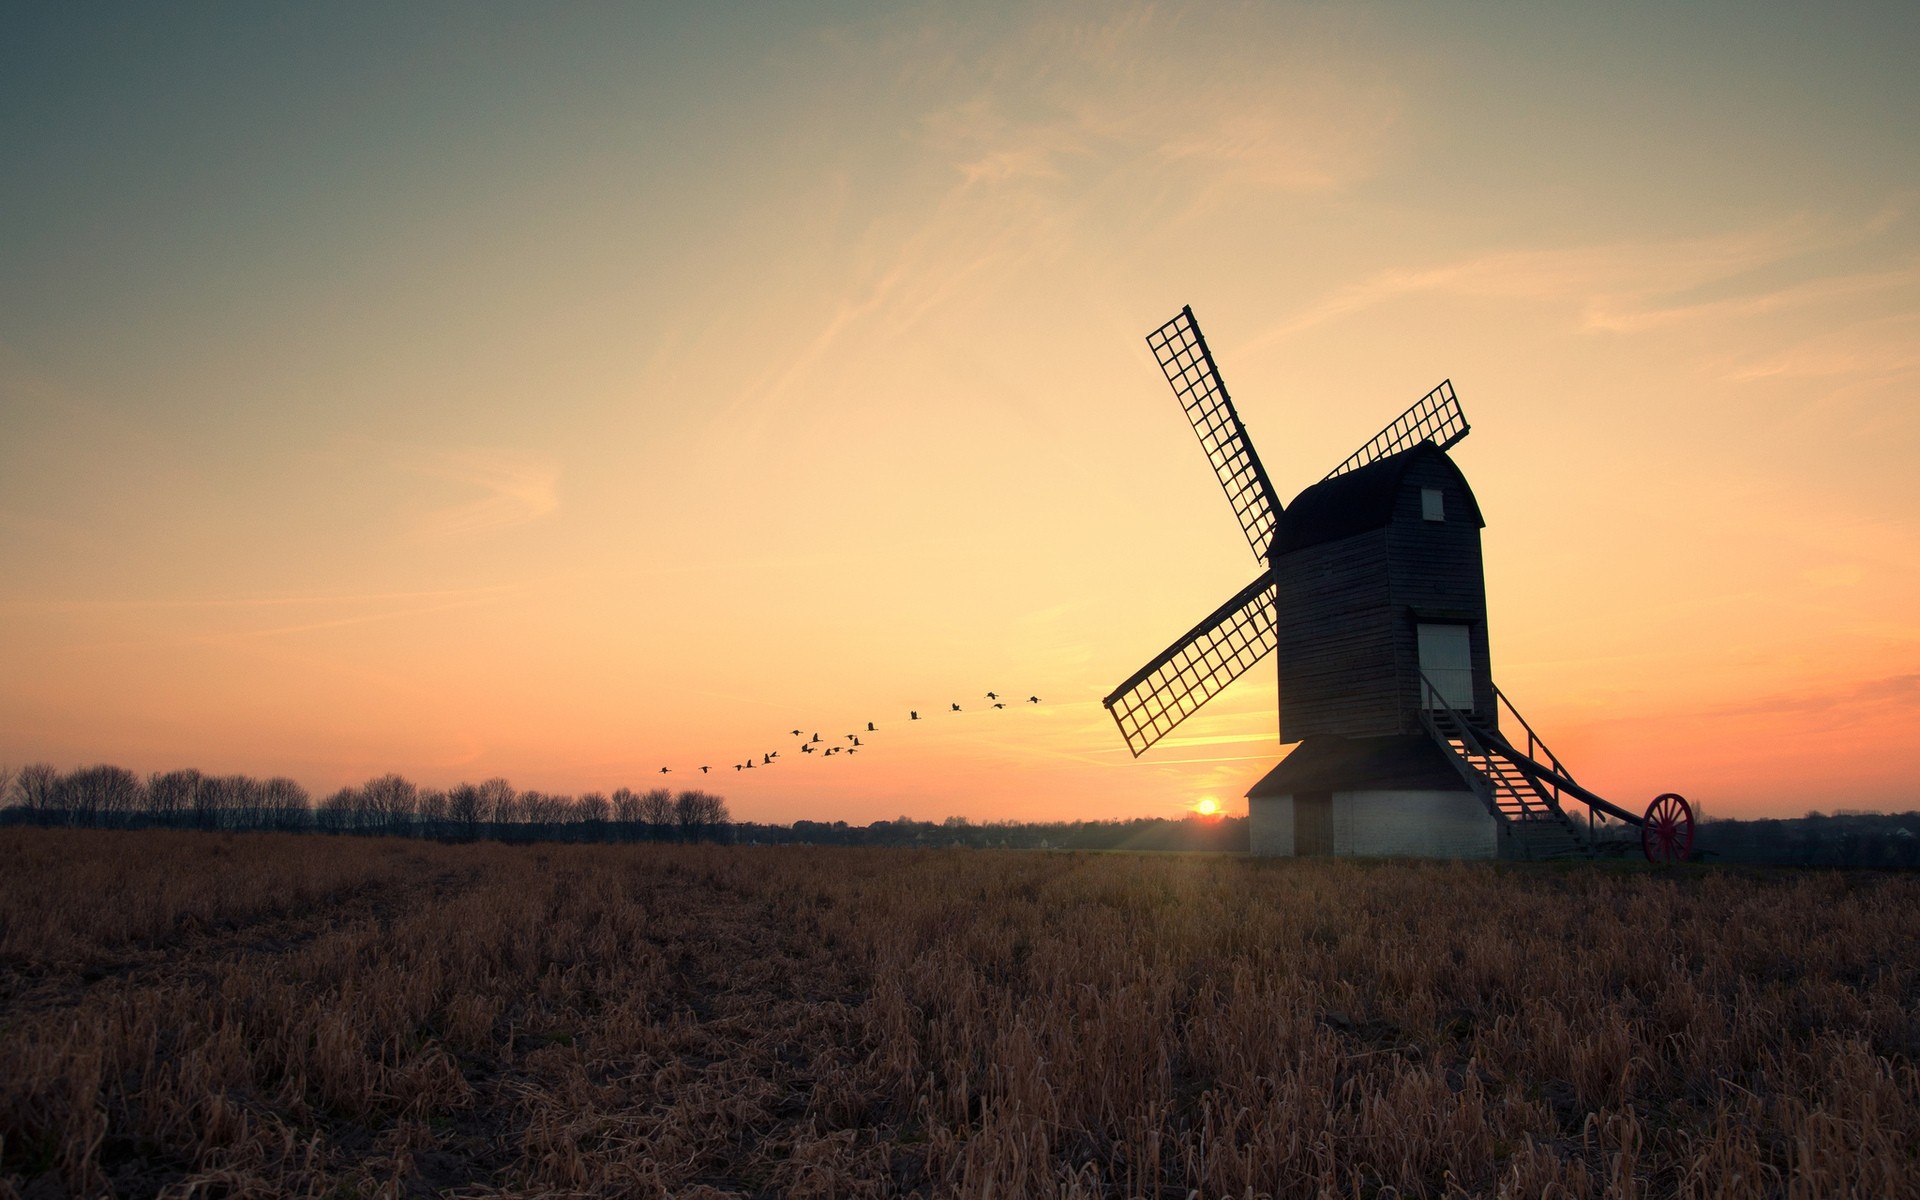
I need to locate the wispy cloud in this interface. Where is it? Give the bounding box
[1710,672,1920,721]
[1255,207,1918,348]
[403,448,559,540]
[919,5,1404,202]
[725,5,1407,448]
[0,583,521,615]
[1157,730,1275,749]
[1730,310,1920,380]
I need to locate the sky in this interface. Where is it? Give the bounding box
[3,2,1917,824]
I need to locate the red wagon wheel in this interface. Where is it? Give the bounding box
[1642,793,1694,864]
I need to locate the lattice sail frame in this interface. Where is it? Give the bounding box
[1323,379,1468,480]
[1148,307,1281,560]
[1103,572,1279,757]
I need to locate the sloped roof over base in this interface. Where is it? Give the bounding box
[1247,734,1469,796]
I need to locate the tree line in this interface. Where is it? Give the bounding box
[0,761,1252,851]
[0,763,731,843]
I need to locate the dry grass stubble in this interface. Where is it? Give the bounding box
[1,830,1916,1197]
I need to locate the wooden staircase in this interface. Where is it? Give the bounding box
[1417,678,1632,861]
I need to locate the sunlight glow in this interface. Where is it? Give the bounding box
[1,6,1915,822]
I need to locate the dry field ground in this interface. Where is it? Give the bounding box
[1,831,1916,1199]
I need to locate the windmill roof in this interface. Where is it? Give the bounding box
[1272,442,1481,555]
[1247,734,1470,796]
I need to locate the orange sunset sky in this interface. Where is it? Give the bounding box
[3,4,1917,824]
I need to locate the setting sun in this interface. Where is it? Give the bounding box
[1194,797,1221,817]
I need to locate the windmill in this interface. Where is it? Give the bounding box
[1102,306,1693,862]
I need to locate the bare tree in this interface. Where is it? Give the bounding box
[698,791,731,837]
[639,787,674,841]
[16,763,59,817]
[684,791,730,842]
[417,788,449,835]
[191,773,232,831]
[477,777,516,838]
[520,790,570,835]
[316,786,360,833]
[447,782,486,840]
[147,769,201,826]
[612,787,643,841]
[575,791,610,841]
[674,790,731,842]
[64,765,143,826]
[0,764,16,811]
[361,774,418,837]
[216,774,267,829]
[261,777,311,831]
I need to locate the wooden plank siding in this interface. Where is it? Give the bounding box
[1385,454,1495,732]
[1273,450,1492,740]
[1274,530,1396,740]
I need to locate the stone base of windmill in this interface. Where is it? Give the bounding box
[1246,734,1503,859]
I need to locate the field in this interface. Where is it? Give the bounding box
[2,832,1917,1198]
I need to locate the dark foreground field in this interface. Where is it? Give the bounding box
[1,832,1916,1198]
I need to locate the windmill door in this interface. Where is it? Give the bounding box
[1417,623,1473,710]
[1294,791,1333,855]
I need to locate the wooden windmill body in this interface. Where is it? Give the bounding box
[1104,307,1693,861]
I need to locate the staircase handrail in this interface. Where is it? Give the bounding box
[1492,684,1574,784]
[1417,674,1555,821]
[1454,711,1645,826]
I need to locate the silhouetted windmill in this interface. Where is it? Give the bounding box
[1103,305,1692,863]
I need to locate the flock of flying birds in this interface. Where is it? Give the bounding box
[655,692,1045,777]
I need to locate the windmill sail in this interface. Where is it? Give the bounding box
[1322,379,1469,480]
[1103,571,1279,757]
[1148,307,1282,560]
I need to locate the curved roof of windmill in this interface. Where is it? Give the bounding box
[1272,441,1482,556]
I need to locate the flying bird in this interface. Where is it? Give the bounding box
[951,703,962,712]
[811,732,822,743]
[791,729,802,737]
[1028,696,1041,704]
[992,702,1006,709]
[659,767,670,774]
[985,691,999,700]
[852,736,863,747]
[910,711,919,720]
[734,764,743,772]
[762,753,773,765]
[700,766,710,774]
[866,721,877,731]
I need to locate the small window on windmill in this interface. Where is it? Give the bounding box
[1421,488,1445,521]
